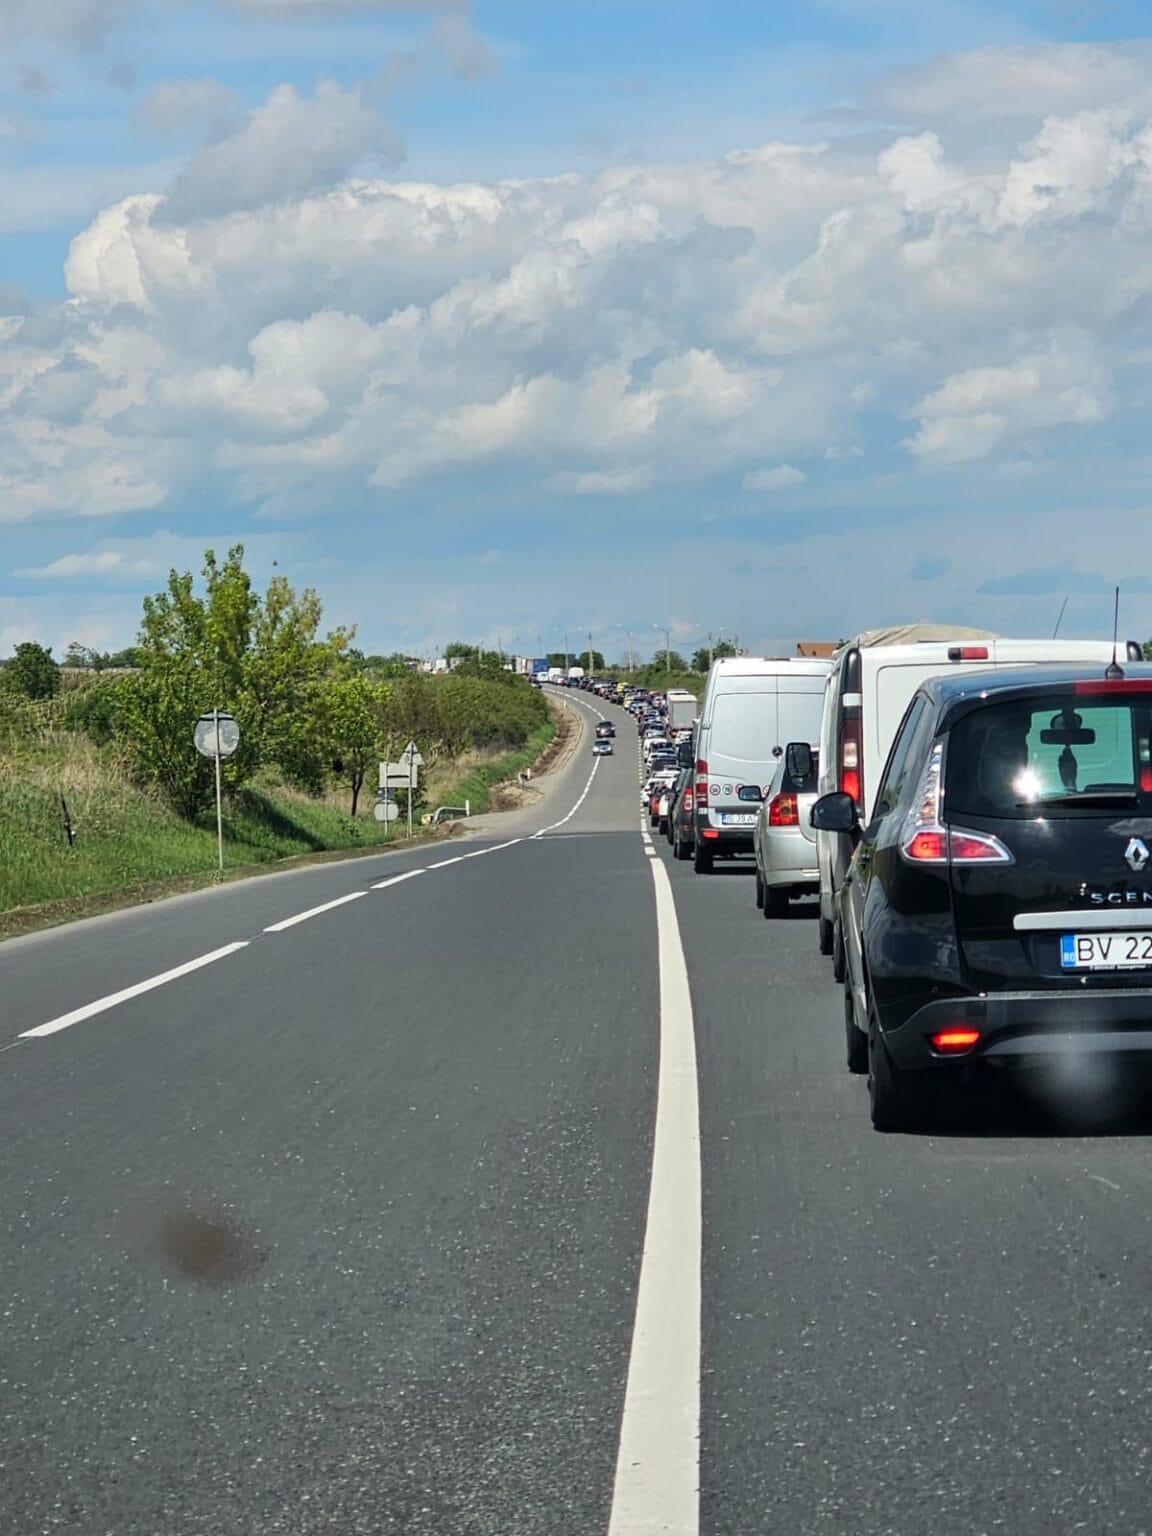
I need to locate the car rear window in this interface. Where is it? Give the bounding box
[708,692,775,762]
[946,693,1152,818]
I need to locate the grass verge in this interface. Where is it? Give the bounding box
[0,716,558,942]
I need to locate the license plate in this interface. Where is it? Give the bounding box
[720,812,757,826]
[1061,932,1152,970]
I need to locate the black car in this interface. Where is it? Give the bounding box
[812,665,1152,1132]
[670,768,699,860]
[596,721,616,738]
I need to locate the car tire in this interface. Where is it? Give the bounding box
[818,914,834,957]
[675,830,692,861]
[844,985,868,1074]
[868,1021,934,1133]
[831,918,846,984]
[764,887,788,919]
[754,866,765,909]
[693,840,714,874]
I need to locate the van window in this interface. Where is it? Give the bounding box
[946,695,1152,818]
[708,692,777,762]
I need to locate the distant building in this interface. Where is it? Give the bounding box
[796,641,838,658]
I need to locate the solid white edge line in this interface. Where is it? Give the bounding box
[608,856,701,1536]
[264,890,367,933]
[371,869,429,890]
[20,942,251,1039]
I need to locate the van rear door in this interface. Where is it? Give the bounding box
[699,684,779,827]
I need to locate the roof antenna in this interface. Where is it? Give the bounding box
[1105,585,1125,681]
[1052,596,1068,640]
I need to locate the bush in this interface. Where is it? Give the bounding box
[62,680,128,746]
[8,642,60,701]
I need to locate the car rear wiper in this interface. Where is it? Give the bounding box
[1018,792,1139,807]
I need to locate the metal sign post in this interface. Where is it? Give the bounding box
[401,740,424,840]
[194,710,240,872]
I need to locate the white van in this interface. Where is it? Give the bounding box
[693,656,831,873]
[815,625,1146,974]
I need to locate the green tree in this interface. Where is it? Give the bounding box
[691,639,737,672]
[653,649,686,672]
[323,675,386,817]
[121,545,350,817]
[8,642,60,700]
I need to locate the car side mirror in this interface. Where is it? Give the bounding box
[785,741,814,782]
[737,784,764,803]
[810,791,858,834]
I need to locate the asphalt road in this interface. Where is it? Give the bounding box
[5,688,1152,1534]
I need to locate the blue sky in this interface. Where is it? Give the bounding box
[3,0,1152,662]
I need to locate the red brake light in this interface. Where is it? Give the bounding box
[931,1028,981,1054]
[683,789,694,811]
[950,830,1012,861]
[768,792,799,826]
[1073,680,1152,695]
[838,717,862,812]
[947,646,990,661]
[905,830,948,862]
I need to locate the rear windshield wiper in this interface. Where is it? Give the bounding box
[1018,792,1139,807]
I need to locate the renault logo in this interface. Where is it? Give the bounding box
[1125,838,1150,872]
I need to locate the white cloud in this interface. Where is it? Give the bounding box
[134,77,242,138]
[161,80,403,223]
[6,43,1152,529]
[743,464,807,491]
[14,550,155,578]
[905,347,1108,464]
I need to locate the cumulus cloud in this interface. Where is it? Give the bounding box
[134,78,242,139]
[7,42,1152,527]
[743,465,807,491]
[159,80,402,223]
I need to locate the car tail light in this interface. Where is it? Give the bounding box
[947,646,990,661]
[837,718,862,811]
[931,1028,981,1054]
[683,789,694,812]
[899,741,1013,865]
[768,792,799,826]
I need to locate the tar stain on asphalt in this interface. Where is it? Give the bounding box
[121,1192,267,1286]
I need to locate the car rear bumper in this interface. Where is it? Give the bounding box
[885,991,1152,1072]
[697,822,754,853]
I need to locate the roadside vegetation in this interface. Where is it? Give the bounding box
[0,548,554,925]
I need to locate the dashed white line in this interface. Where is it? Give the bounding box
[264,891,367,933]
[608,855,701,1536]
[371,869,429,891]
[20,942,251,1040]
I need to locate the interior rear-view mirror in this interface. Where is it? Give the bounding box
[810,791,857,834]
[785,742,814,782]
[1040,709,1095,746]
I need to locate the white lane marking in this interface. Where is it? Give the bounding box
[644,848,656,857]
[426,856,468,870]
[532,756,600,838]
[264,891,367,933]
[1087,1173,1122,1192]
[608,856,701,1536]
[371,869,428,891]
[21,943,251,1040]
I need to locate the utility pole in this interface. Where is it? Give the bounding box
[626,629,634,673]
[664,626,671,671]
[564,631,569,670]
[588,630,594,671]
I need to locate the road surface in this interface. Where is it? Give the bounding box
[3,686,1152,1535]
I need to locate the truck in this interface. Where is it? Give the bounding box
[567,666,585,682]
[547,667,566,684]
[665,688,698,734]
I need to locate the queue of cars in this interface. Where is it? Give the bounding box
[581,625,1152,1134]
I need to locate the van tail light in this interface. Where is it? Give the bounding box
[899,741,1013,866]
[768,792,799,826]
[838,718,862,811]
[931,1028,981,1055]
[947,646,990,661]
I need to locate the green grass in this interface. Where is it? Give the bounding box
[0,717,559,918]
[430,719,558,814]
[0,775,399,912]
